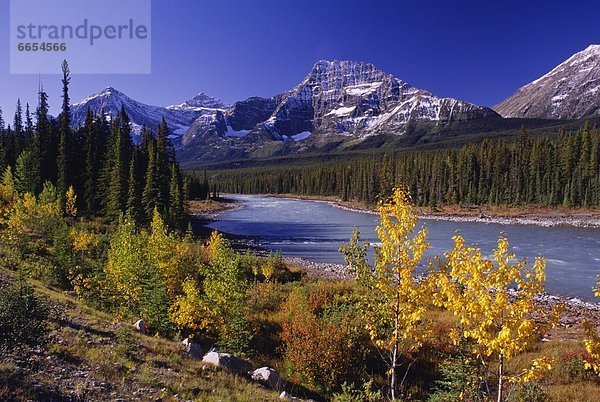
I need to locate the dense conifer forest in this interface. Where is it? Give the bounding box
[0,61,210,229]
[212,124,600,208]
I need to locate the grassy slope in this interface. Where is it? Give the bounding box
[0,268,280,402]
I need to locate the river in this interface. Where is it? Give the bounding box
[207,194,600,301]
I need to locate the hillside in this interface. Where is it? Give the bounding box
[0,269,281,402]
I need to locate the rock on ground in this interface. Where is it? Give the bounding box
[133,319,145,334]
[181,338,202,359]
[201,351,253,374]
[251,367,284,391]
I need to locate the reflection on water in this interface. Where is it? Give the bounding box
[208,195,600,301]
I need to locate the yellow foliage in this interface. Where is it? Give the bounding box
[169,278,213,331]
[584,319,600,375]
[435,233,561,399]
[70,228,97,253]
[206,230,226,261]
[65,185,77,217]
[341,188,434,398]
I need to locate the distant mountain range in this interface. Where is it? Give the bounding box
[71,45,600,166]
[71,88,228,142]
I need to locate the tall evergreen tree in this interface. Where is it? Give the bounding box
[83,108,97,214]
[36,89,53,183]
[126,153,143,224]
[57,60,71,198]
[14,148,40,194]
[24,103,33,139]
[155,118,173,210]
[142,139,160,219]
[168,164,184,228]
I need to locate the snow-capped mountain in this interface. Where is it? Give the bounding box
[180,60,499,162]
[494,45,600,119]
[71,87,227,142]
[169,92,229,110]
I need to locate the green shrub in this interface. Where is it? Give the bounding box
[332,380,383,402]
[428,351,487,402]
[0,278,49,350]
[510,382,549,402]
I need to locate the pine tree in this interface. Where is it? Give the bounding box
[104,109,133,218]
[24,103,33,141]
[14,148,41,194]
[142,139,160,219]
[126,154,142,224]
[13,99,23,158]
[57,60,71,199]
[155,118,173,209]
[36,89,53,183]
[83,108,97,214]
[168,164,184,228]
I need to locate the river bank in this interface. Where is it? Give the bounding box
[192,194,600,323]
[284,255,600,329]
[270,193,600,228]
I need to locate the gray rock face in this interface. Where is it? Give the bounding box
[494,45,600,120]
[133,319,145,334]
[180,59,498,163]
[251,367,284,391]
[181,338,202,359]
[201,351,254,374]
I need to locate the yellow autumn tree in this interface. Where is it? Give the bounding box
[104,217,147,311]
[65,185,77,217]
[583,284,600,375]
[340,188,433,400]
[435,234,560,402]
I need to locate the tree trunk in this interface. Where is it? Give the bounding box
[390,293,400,400]
[390,321,398,400]
[497,354,503,402]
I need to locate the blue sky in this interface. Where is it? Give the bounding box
[1,0,599,119]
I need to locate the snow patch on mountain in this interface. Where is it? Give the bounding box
[291,131,312,141]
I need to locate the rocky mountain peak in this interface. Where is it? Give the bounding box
[494,44,600,119]
[177,92,229,110]
[180,59,499,163]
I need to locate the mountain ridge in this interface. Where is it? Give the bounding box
[70,87,227,142]
[179,59,499,162]
[494,44,600,119]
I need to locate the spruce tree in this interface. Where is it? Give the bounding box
[155,118,173,209]
[83,108,97,214]
[142,139,160,219]
[24,104,33,140]
[168,164,184,228]
[36,90,53,183]
[57,60,71,199]
[126,154,142,224]
[14,148,41,194]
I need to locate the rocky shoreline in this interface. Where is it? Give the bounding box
[270,194,600,228]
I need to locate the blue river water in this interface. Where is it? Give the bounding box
[207,194,600,301]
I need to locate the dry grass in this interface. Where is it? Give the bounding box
[1,268,281,401]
